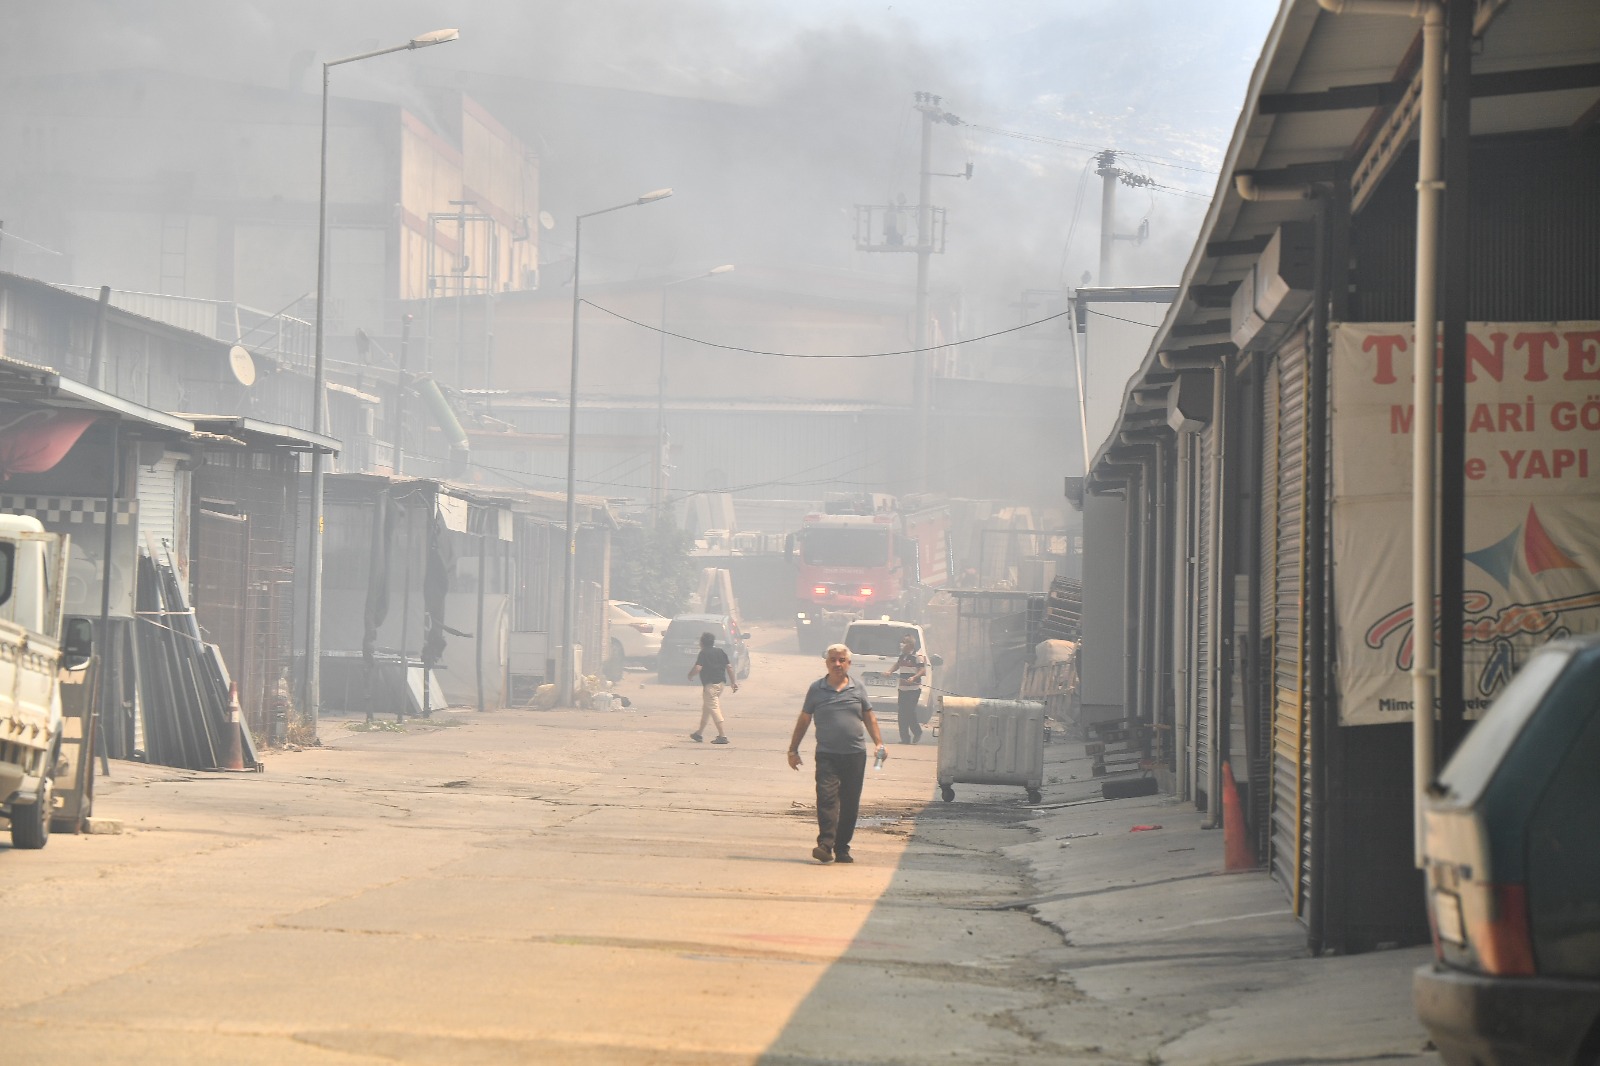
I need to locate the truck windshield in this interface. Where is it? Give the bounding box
[802,529,888,567]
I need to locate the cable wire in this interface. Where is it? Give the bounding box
[579,299,1072,359]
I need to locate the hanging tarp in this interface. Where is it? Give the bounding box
[0,409,99,479]
[1330,322,1600,725]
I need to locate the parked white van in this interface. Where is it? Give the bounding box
[841,619,940,722]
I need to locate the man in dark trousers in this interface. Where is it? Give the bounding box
[786,643,886,864]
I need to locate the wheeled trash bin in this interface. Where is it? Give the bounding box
[936,697,1046,804]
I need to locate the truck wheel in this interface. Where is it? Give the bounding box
[10,778,52,849]
[940,785,955,802]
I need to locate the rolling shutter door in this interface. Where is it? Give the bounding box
[1256,365,1280,862]
[137,456,182,559]
[1270,342,1312,917]
[1193,422,1214,807]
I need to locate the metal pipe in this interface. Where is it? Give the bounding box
[1436,0,1473,761]
[89,285,112,390]
[95,418,119,778]
[559,189,673,704]
[476,527,487,713]
[914,101,934,492]
[1067,299,1093,475]
[1307,195,1333,952]
[1122,465,1142,724]
[307,30,458,736]
[306,60,331,738]
[1317,0,1444,882]
[1152,437,1169,771]
[1202,362,1227,829]
[1173,431,1192,799]
[1135,453,1154,725]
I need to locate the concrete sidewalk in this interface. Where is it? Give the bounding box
[986,736,1440,1065]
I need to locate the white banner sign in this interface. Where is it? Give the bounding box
[1331,322,1600,725]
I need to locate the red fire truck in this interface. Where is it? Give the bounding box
[788,493,950,652]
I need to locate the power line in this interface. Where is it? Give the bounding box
[1087,307,1167,329]
[964,123,1219,176]
[579,299,1072,359]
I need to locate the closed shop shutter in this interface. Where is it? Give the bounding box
[1257,364,1281,861]
[137,455,185,565]
[1270,340,1312,917]
[1194,422,1214,807]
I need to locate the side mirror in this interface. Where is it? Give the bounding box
[62,616,94,671]
[929,653,944,667]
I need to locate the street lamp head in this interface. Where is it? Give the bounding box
[637,188,674,204]
[410,28,460,48]
[708,264,735,275]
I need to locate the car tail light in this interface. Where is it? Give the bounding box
[629,622,653,633]
[858,586,873,597]
[812,585,828,597]
[1466,883,1536,976]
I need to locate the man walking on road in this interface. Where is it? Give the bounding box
[786,643,886,864]
[688,631,737,744]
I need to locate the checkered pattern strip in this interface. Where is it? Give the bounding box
[0,495,137,526]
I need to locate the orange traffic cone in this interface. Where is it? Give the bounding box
[221,683,248,772]
[1221,761,1257,871]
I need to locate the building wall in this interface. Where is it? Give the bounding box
[0,73,539,342]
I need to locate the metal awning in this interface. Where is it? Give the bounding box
[1091,0,1600,481]
[0,354,193,433]
[176,414,340,454]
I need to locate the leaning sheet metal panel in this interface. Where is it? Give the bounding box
[936,697,1045,803]
[1270,342,1312,917]
[1194,422,1214,807]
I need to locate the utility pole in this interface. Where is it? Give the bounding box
[854,91,968,493]
[1097,150,1119,286]
[1094,149,1154,287]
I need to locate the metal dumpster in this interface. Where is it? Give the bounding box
[936,697,1046,804]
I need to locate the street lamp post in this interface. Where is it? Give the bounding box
[655,264,734,527]
[559,188,673,705]
[307,28,458,736]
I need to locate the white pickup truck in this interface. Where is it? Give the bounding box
[0,514,92,849]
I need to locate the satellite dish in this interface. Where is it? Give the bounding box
[227,344,257,387]
[538,211,556,231]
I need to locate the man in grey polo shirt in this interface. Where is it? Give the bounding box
[786,643,887,864]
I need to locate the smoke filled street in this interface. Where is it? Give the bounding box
[0,628,1434,1064]
[2,2,1597,1063]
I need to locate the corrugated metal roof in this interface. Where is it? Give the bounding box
[1091,0,1600,482]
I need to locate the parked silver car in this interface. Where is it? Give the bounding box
[656,614,750,684]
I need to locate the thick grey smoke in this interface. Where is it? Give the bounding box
[2,0,1274,310]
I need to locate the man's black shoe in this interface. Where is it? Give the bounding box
[811,846,834,864]
[834,850,854,864]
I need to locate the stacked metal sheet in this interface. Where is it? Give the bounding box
[134,551,258,770]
